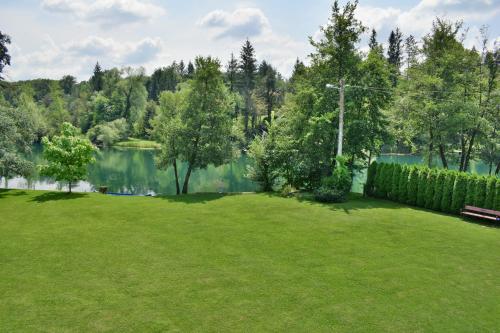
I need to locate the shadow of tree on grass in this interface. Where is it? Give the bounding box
[30,192,88,203]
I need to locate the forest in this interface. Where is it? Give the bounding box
[0,0,498,196]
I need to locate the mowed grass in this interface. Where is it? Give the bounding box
[113,138,160,149]
[1,190,499,332]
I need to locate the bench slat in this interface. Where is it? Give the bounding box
[461,211,499,221]
[463,206,500,216]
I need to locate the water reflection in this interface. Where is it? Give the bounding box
[1,146,495,195]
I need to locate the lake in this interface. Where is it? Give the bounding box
[1,145,495,195]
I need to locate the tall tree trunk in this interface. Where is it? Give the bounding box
[495,161,500,176]
[182,163,193,194]
[68,182,72,194]
[438,144,448,169]
[173,159,180,195]
[488,162,493,176]
[428,128,434,168]
[463,132,476,173]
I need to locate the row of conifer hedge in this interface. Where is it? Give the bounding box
[365,162,500,214]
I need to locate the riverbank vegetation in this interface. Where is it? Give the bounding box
[0,0,498,195]
[1,189,500,331]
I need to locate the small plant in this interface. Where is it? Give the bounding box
[280,184,296,198]
[314,156,352,203]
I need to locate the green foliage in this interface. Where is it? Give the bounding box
[465,175,478,206]
[397,165,410,203]
[314,156,352,203]
[484,177,497,209]
[365,161,378,196]
[407,166,419,205]
[473,176,488,208]
[39,122,96,193]
[451,172,468,213]
[424,169,437,209]
[389,164,402,200]
[495,180,500,211]
[432,170,446,211]
[416,167,429,207]
[247,133,279,192]
[87,118,128,147]
[440,171,456,213]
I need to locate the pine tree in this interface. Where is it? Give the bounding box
[390,164,402,200]
[187,61,195,78]
[258,61,278,125]
[369,29,378,51]
[451,172,468,213]
[416,167,428,207]
[90,62,104,92]
[465,175,477,206]
[484,177,497,209]
[473,176,487,208]
[387,28,403,86]
[365,161,377,196]
[240,39,257,139]
[226,53,239,93]
[441,171,456,213]
[0,30,11,80]
[407,166,419,205]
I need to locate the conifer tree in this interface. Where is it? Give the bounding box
[90,62,104,92]
[240,39,257,139]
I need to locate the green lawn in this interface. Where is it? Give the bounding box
[113,138,161,149]
[1,190,499,332]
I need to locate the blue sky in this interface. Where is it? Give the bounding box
[1,0,499,81]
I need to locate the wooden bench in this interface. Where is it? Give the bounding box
[461,206,500,222]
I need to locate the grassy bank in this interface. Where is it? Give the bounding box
[1,190,499,332]
[113,138,160,149]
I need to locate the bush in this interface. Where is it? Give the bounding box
[495,180,500,211]
[425,169,436,209]
[483,177,496,209]
[407,166,419,205]
[416,167,429,208]
[432,170,445,211]
[397,165,410,203]
[364,161,377,196]
[451,172,468,213]
[473,176,488,208]
[247,134,278,192]
[280,184,296,198]
[314,156,352,203]
[390,164,402,201]
[465,175,478,206]
[440,171,456,213]
[373,163,386,198]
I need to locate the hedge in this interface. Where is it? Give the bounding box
[365,161,378,196]
[441,171,456,213]
[483,177,496,209]
[416,167,429,208]
[425,169,437,209]
[407,166,419,206]
[390,164,402,201]
[432,170,445,211]
[473,177,487,208]
[365,162,499,216]
[398,165,410,203]
[451,172,468,214]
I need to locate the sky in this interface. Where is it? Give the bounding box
[1,0,499,81]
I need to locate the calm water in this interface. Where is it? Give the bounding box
[1,146,495,194]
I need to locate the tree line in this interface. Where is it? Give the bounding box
[0,0,498,196]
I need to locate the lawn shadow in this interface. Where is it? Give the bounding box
[30,192,88,203]
[0,189,29,199]
[156,192,229,204]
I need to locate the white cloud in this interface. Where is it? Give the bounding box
[198,8,271,39]
[6,36,165,80]
[357,0,500,36]
[41,0,166,28]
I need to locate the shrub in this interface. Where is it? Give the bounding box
[432,170,445,211]
[407,166,419,206]
[390,164,402,201]
[364,161,377,196]
[483,177,496,209]
[473,176,488,208]
[374,162,385,198]
[451,172,468,213]
[495,180,500,211]
[465,175,478,206]
[398,165,410,203]
[416,167,429,208]
[247,134,279,192]
[314,156,352,203]
[381,163,394,199]
[425,169,436,209]
[441,171,456,213]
